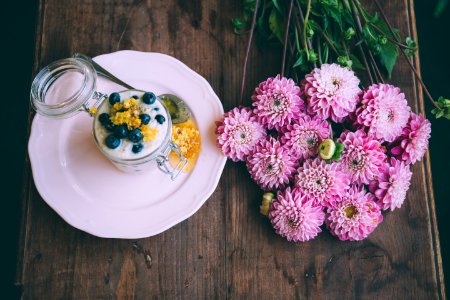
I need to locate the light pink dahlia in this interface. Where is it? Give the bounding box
[369,158,412,211]
[252,75,305,130]
[326,185,383,241]
[215,107,266,162]
[247,137,297,190]
[355,84,411,142]
[388,113,431,164]
[281,115,331,160]
[269,187,325,242]
[338,129,386,185]
[303,63,361,122]
[295,158,350,208]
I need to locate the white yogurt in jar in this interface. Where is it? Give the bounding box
[93,90,169,160]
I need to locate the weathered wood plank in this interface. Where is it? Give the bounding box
[17,0,445,299]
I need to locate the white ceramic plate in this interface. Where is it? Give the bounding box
[28,51,226,238]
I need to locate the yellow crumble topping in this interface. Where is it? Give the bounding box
[140,125,159,142]
[88,107,97,115]
[108,97,159,140]
[172,122,201,159]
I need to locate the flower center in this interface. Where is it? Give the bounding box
[264,157,281,176]
[347,152,366,171]
[332,78,341,87]
[233,123,253,145]
[270,93,289,114]
[344,205,358,219]
[297,130,320,152]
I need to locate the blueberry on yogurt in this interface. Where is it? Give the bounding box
[142,92,156,104]
[105,135,121,149]
[114,125,128,139]
[132,143,144,154]
[155,114,165,124]
[108,92,121,105]
[139,114,151,125]
[128,128,143,143]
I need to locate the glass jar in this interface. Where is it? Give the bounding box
[30,57,188,180]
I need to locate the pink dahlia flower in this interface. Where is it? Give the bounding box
[338,129,386,185]
[281,115,331,160]
[215,107,266,162]
[326,185,383,241]
[355,84,411,142]
[269,187,325,242]
[369,158,412,211]
[295,158,350,208]
[303,63,361,122]
[252,75,305,130]
[247,137,297,190]
[389,113,431,164]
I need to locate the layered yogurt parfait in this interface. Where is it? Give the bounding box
[93,90,170,171]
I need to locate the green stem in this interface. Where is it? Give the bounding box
[369,23,416,50]
[372,0,439,109]
[281,0,294,76]
[348,0,374,83]
[240,0,260,103]
[303,0,312,60]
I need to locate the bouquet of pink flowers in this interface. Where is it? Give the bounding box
[215,64,431,242]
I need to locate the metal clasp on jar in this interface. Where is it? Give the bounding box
[82,91,108,116]
[156,142,189,180]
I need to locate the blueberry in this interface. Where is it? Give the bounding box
[105,135,120,149]
[104,122,116,132]
[142,92,156,104]
[131,95,139,99]
[128,128,143,143]
[132,143,144,154]
[114,125,128,139]
[109,92,121,105]
[98,113,110,125]
[139,114,151,125]
[155,114,165,124]
[154,107,159,111]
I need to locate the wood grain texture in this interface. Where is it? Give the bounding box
[16,0,445,299]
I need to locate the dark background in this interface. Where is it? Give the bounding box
[3,0,449,297]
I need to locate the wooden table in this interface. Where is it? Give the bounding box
[17,0,445,298]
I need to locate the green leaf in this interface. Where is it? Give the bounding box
[434,0,449,17]
[330,143,344,161]
[350,54,365,70]
[232,18,245,34]
[405,37,417,57]
[378,40,398,77]
[369,19,399,77]
[268,7,284,43]
[272,0,282,13]
[320,0,343,30]
[293,50,306,68]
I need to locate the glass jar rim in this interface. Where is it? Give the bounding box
[30,57,97,119]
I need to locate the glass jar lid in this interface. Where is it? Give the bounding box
[30,57,97,119]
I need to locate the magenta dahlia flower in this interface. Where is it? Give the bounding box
[281,115,331,160]
[388,113,431,164]
[326,185,383,241]
[247,137,297,190]
[215,107,266,162]
[369,158,412,211]
[303,63,361,122]
[252,75,305,130]
[295,158,350,208]
[338,129,386,185]
[269,187,325,242]
[355,84,411,142]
